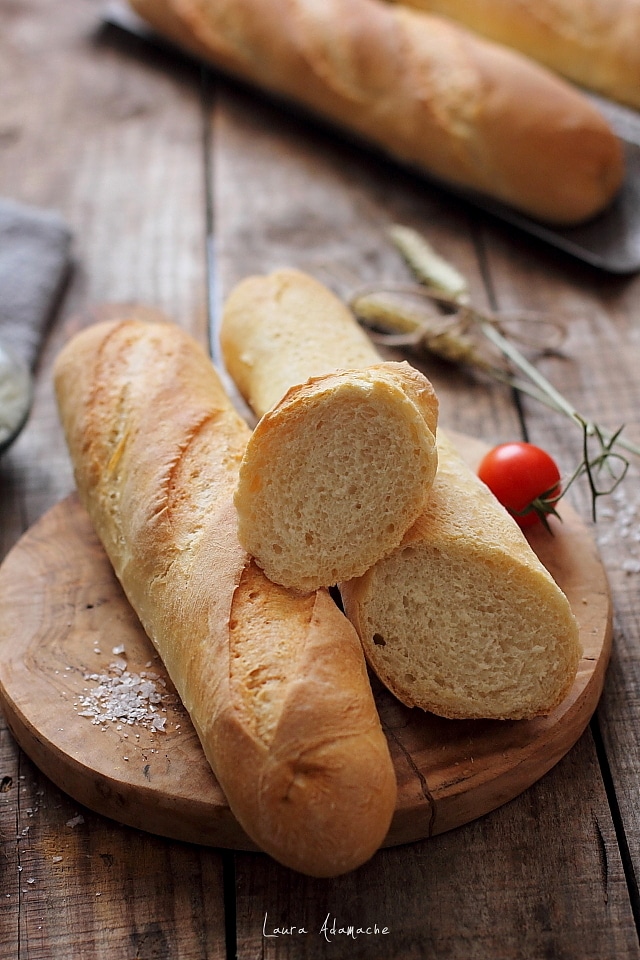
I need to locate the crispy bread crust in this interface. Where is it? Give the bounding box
[54,316,397,877]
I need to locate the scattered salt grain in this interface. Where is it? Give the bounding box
[76,658,172,733]
[596,483,640,573]
[66,815,84,829]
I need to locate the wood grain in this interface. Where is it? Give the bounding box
[0,429,612,854]
[235,732,640,960]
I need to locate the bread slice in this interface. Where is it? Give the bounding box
[53,315,397,876]
[340,431,582,720]
[221,269,439,592]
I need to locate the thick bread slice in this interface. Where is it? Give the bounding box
[129,0,623,224]
[53,316,397,877]
[340,432,582,720]
[220,272,581,719]
[221,269,439,592]
[391,0,640,111]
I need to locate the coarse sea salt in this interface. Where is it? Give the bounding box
[596,483,640,575]
[76,658,170,732]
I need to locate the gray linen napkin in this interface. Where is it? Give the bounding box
[0,197,72,369]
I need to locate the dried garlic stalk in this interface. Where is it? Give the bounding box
[389,225,470,304]
[354,224,640,519]
[350,287,493,369]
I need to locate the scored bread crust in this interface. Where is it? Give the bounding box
[340,431,582,720]
[391,0,640,111]
[53,316,397,877]
[129,0,623,224]
[222,269,440,592]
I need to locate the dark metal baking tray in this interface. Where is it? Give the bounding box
[102,2,640,275]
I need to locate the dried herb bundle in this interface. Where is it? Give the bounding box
[351,225,639,521]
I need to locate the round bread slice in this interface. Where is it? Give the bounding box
[234,361,439,592]
[340,431,582,720]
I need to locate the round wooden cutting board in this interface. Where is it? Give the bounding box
[0,435,612,853]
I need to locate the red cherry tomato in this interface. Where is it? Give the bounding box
[477,442,562,529]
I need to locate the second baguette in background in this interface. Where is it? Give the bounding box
[390,0,640,112]
[130,0,624,225]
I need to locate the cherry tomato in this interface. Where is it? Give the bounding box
[477,442,562,529]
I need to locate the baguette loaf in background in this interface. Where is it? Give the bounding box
[220,268,582,720]
[221,269,439,592]
[391,0,640,111]
[129,0,624,225]
[53,316,397,877]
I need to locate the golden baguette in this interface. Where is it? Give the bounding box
[53,316,397,877]
[220,268,582,720]
[390,0,640,111]
[221,269,439,592]
[129,0,624,225]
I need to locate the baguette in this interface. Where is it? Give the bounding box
[53,316,397,877]
[390,0,640,111]
[220,270,581,720]
[221,269,439,592]
[341,431,581,719]
[129,0,624,225]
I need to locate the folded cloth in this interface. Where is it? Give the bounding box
[0,197,72,369]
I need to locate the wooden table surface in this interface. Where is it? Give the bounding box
[2,2,640,957]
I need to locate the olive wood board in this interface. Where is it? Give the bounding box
[0,435,612,853]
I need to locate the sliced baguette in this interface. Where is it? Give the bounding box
[53,315,397,877]
[220,273,581,719]
[221,269,439,592]
[340,431,581,719]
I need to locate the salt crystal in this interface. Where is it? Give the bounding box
[75,658,173,733]
[66,815,85,829]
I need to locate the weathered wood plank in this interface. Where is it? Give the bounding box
[0,0,210,528]
[480,234,640,917]
[234,736,638,960]
[0,749,228,960]
[0,3,227,958]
